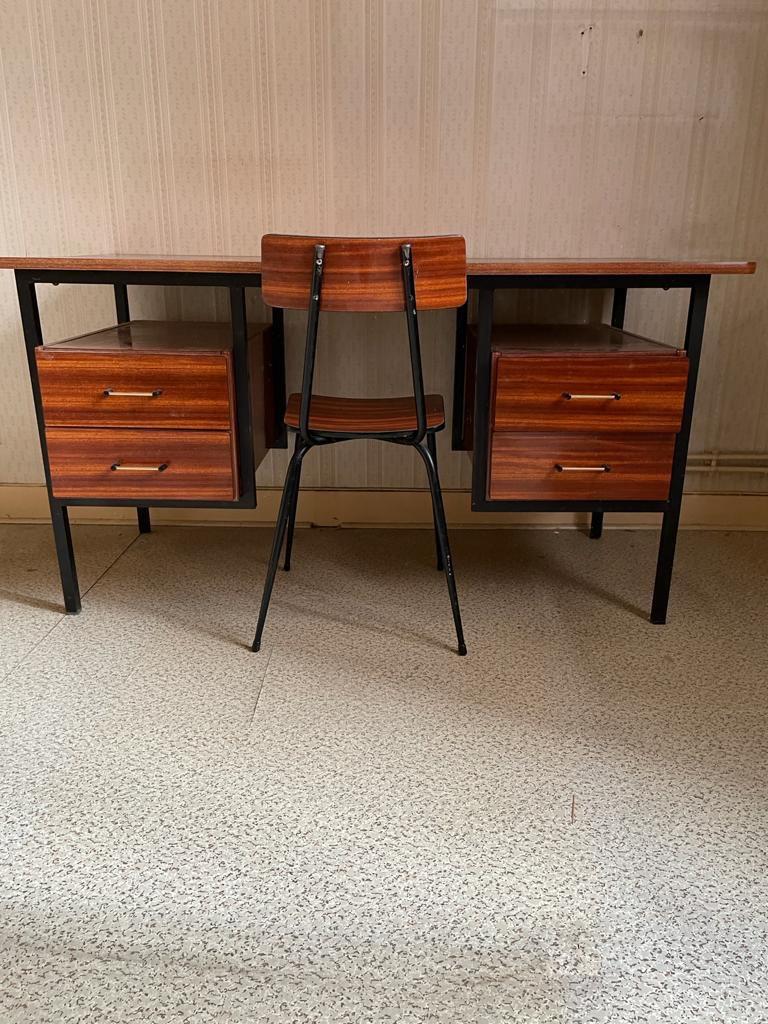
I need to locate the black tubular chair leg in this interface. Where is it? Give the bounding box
[283,435,304,571]
[426,432,444,571]
[252,444,309,652]
[415,442,467,656]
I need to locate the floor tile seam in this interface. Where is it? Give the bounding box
[248,647,274,731]
[0,529,142,688]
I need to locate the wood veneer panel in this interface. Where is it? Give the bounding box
[261,235,467,311]
[43,320,257,352]
[46,428,237,500]
[249,324,273,458]
[0,254,755,276]
[467,258,756,276]
[489,433,675,501]
[36,349,233,430]
[493,352,688,433]
[484,323,683,355]
[284,393,445,433]
[0,254,265,273]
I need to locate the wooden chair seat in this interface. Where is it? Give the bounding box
[284,392,445,434]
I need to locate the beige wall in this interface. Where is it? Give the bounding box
[0,0,766,501]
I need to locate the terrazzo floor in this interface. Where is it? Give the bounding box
[1,522,767,1023]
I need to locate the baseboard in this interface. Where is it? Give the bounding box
[1,484,767,530]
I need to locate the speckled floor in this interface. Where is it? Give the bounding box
[1,522,767,1023]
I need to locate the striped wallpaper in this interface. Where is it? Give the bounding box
[0,0,765,494]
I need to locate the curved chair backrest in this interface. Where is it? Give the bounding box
[260,234,467,312]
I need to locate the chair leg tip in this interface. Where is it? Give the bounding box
[457,642,467,656]
[251,640,261,652]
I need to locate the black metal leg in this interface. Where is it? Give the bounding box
[651,511,681,624]
[230,287,256,505]
[114,283,130,323]
[271,306,288,449]
[283,434,303,571]
[426,432,444,570]
[605,293,625,549]
[51,503,81,613]
[451,301,468,449]
[651,277,710,624]
[252,443,310,652]
[471,287,494,508]
[415,442,466,656]
[589,510,604,539]
[16,273,83,614]
[611,287,627,328]
[137,507,151,533]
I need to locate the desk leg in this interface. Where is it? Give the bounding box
[611,287,627,329]
[16,272,82,613]
[651,276,710,624]
[51,502,81,612]
[471,287,495,508]
[114,283,130,324]
[452,301,468,449]
[230,286,256,503]
[114,284,148,532]
[271,306,287,449]
[587,287,629,541]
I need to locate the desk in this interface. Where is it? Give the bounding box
[0,254,755,621]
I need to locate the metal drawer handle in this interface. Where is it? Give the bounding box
[103,389,163,398]
[110,462,168,472]
[562,392,621,400]
[555,464,611,473]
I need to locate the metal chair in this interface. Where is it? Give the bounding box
[251,234,467,656]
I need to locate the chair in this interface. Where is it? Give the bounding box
[251,234,467,656]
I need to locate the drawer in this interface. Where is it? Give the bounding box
[493,353,688,432]
[46,428,237,500]
[36,350,234,429]
[489,432,675,501]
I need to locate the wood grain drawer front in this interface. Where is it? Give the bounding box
[46,429,237,500]
[489,433,676,501]
[36,351,233,429]
[493,354,688,432]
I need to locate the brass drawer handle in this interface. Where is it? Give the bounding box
[110,462,168,472]
[562,392,621,400]
[103,389,163,398]
[555,464,611,473]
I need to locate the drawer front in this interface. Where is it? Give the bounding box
[493,354,688,432]
[489,432,675,501]
[46,428,237,500]
[36,351,233,429]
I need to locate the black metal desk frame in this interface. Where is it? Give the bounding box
[454,272,711,624]
[14,267,285,613]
